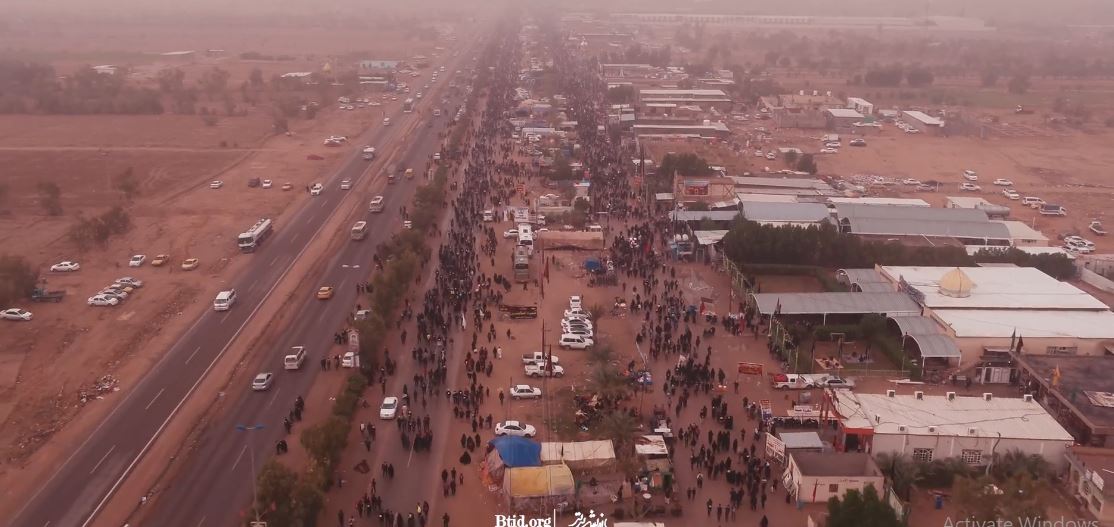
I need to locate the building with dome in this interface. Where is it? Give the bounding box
[874,265,1114,370]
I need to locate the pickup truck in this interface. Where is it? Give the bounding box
[772,373,855,389]
[31,287,65,303]
[524,363,565,377]
[522,351,559,365]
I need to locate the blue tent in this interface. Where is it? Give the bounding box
[489,436,542,467]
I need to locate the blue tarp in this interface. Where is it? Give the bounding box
[584,258,602,271]
[489,436,541,467]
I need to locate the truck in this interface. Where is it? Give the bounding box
[771,373,855,389]
[31,286,65,303]
[524,363,565,378]
[237,218,274,253]
[521,351,559,365]
[362,147,377,160]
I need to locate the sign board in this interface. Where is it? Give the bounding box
[789,404,822,418]
[766,434,785,463]
[737,362,764,375]
[347,329,360,355]
[1090,469,1106,491]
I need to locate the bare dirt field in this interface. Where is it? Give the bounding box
[0,23,440,485]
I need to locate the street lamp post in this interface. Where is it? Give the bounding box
[236,424,266,525]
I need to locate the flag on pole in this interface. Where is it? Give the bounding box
[1015,335,1024,354]
[1008,329,1017,353]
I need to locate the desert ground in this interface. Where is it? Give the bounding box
[0,20,445,500]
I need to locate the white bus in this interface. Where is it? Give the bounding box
[517,231,534,255]
[369,195,385,213]
[237,218,273,253]
[403,98,415,113]
[351,221,368,240]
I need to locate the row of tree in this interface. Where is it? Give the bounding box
[721,220,1077,280]
[0,61,164,114]
[0,255,39,308]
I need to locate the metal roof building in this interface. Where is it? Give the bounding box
[877,266,1108,310]
[749,292,921,320]
[834,203,1012,242]
[740,202,832,227]
[833,391,1074,467]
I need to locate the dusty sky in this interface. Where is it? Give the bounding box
[3,0,1113,25]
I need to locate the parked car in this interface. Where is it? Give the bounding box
[510,385,542,399]
[563,308,590,319]
[181,258,200,271]
[849,138,867,147]
[558,334,593,349]
[960,182,981,191]
[494,420,537,437]
[310,183,324,195]
[569,295,582,310]
[1021,197,1045,208]
[503,229,519,239]
[1,308,33,321]
[261,179,273,189]
[50,261,81,272]
[317,286,335,300]
[819,148,838,154]
[963,170,978,181]
[252,372,274,391]
[128,254,146,267]
[209,180,224,189]
[340,180,352,190]
[1002,189,1021,200]
[380,396,400,419]
[87,294,120,307]
[993,178,1013,186]
[901,178,921,186]
[116,277,144,288]
[151,254,169,267]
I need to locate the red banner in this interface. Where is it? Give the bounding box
[737,362,763,375]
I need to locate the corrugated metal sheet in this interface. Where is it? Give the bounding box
[750,292,921,316]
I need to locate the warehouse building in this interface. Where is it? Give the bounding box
[834,203,1012,246]
[831,391,1074,467]
[901,110,945,134]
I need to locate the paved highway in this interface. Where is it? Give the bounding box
[11,41,479,527]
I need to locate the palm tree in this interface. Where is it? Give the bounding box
[874,453,922,500]
[588,363,630,401]
[990,450,1050,480]
[595,410,640,476]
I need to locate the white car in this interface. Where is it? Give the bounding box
[819,148,838,154]
[1,308,33,321]
[993,178,1013,186]
[403,220,413,229]
[510,385,542,399]
[569,295,582,310]
[960,182,981,191]
[563,308,590,319]
[824,142,841,148]
[51,261,81,272]
[563,326,593,338]
[503,229,519,239]
[325,135,348,143]
[261,179,273,189]
[128,254,146,267]
[562,318,593,330]
[380,396,400,419]
[963,170,978,181]
[87,294,120,306]
[340,179,352,190]
[558,333,593,349]
[252,372,274,391]
[310,183,324,196]
[753,150,763,157]
[1002,189,1021,200]
[901,178,921,186]
[905,128,921,134]
[765,153,776,160]
[115,276,144,288]
[210,180,224,189]
[494,420,537,437]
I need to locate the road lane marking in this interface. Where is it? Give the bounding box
[90,445,116,475]
[291,233,299,243]
[269,255,280,267]
[145,389,165,411]
[196,517,206,527]
[220,313,231,325]
[184,346,202,365]
[266,388,281,409]
[230,444,248,472]
[15,48,480,527]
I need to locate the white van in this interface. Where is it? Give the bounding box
[383,117,391,126]
[482,210,495,222]
[558,334,593,349]
[587,224,603,232]
[213,289,236,311]
[284,346,307,370]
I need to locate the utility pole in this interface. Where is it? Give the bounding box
[236,424,266,526]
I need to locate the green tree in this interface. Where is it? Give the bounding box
[595,410,640,476]
[654,153,712,193]
[113,167,140,200]
[0,255,39,306]
[989,450,1051,481]
[796,153,818,174]
[249,67,264,87]
[874,453,922,500]
[859,314,888,355]
[784,150,800,166]
[906,67,935,87]
[954,473,1049,525]
[299,416,349,474]
[1008,74,1031,94]
[573,197,590,213]
[827,485,900,527]
[253,459,323,527]
[606,85,634,104]
[36,181,62,215]
[157,68,185,93]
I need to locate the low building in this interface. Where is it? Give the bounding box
[945,196,1011,220]
[1065,446,1114,524]
[828,197,930,208]
[832,391,1075,467]
[760,93,844,129]
[632,122,730,138]
[1017,355,1114,447]
[901,110,945,134]
[784,452,885,503]
[638,89,732,108]
[847,97,874,115]
[740,202,832,228]
[995,220,1050,247]
[672,176,738,204]
[835,203,1012,245]
[358,60,401,71]
[600,63,659,78]
[827,108,865,129]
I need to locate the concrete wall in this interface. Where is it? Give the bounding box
[1080,267,1114,294]
[872,433,1071,468]
[951,336,1111,366]
[785,459,885,503]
